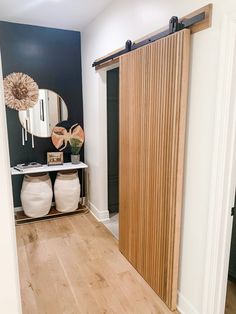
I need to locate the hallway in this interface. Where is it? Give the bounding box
[16,213,175,313]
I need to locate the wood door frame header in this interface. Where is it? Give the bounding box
[94,3,212,71]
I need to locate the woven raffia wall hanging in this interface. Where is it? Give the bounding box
[3,72,39,111]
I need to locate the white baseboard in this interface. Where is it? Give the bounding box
[88,201,109,222]
[177,292,199,314]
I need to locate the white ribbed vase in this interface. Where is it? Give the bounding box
[21,173,53,218]
[54,170,80,213]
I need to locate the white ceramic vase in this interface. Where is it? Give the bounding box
[54,170,81,213]
[21,173,53,218]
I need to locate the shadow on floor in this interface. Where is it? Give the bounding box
[102,213,119,239]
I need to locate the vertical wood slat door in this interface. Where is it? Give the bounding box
[119,29,190,311]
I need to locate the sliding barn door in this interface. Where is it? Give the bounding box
[119,29,190,311]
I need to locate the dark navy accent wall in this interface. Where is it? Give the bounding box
[0,21,84,207]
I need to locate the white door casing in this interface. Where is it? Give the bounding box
[0,52,22,313]
[88,63,119,222]
[202,13,236,314]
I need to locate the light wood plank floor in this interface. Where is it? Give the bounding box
[225,280,236,314]
[16,213,177,314]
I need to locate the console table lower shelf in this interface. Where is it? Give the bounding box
[15,204,89,225]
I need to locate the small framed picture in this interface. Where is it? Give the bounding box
[47,152,63,166]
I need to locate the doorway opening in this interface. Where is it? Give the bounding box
[103,67,119,239]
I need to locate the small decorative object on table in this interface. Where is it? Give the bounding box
[70,138,82,164]
[47,152,63,166]
[14,162,42,172]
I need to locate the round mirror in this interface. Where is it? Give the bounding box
[18,89,68,138]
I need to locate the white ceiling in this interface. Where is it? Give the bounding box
[0,0,114,31]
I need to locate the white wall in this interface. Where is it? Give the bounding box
[0,53,22,313]
[81,0,236,313]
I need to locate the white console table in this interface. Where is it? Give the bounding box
[11,161,88,175]
[11,162,88,224]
